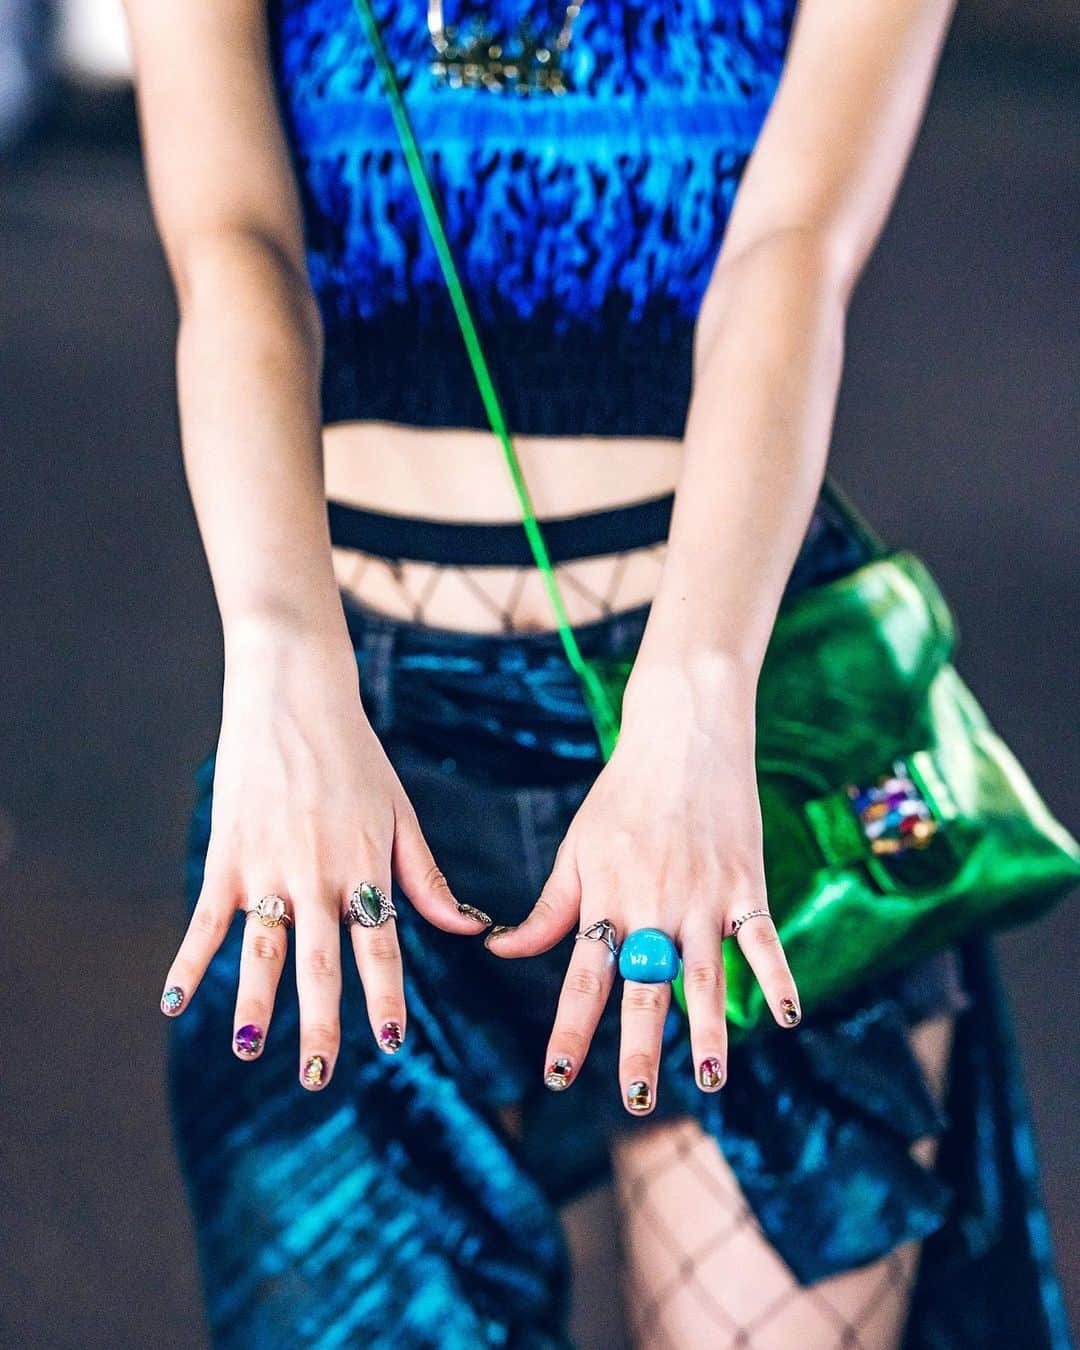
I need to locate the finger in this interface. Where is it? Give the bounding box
[485,844,581,958]
[542,918,620,1092]
[160,868,239,1017]
[232,889,290,1060]
[294,887,343,1090]
[620,978,671,1116]
[392,804,492,933]
[345,880,406,1056]
[729,907,801,1028]
[679,915,728,1091]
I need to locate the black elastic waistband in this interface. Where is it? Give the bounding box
[327,492,674,566]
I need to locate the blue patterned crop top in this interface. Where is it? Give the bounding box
[267,0,798,441]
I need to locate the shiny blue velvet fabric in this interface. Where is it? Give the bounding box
[266,0,799,435]
[170,495,1071,1348]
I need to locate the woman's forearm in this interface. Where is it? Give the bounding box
[627,229,851,707]
[175,230,351,659]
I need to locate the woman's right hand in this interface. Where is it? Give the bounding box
[158,616,490,1088]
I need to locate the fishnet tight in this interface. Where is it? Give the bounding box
[558,1013,955,1350]
[332,542,668,632]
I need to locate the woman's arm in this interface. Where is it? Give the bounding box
[124,0,346,650]
[491,0,959,1110]
[631,0,957,684]
[126,0,486,1085]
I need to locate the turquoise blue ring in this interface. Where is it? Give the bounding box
[618,927,681,984]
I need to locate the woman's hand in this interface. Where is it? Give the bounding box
[159,617,489,1087]
[485,656,800,1114]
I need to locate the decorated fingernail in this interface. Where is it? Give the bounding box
[626,1080,653,1113]
[544,1056,574,1091]
[483,924,517,949]
[234,1024,264,1058]
[302,1055,327,1090]
[698,1057,724,1090]
[160,986,185,1016]
[780,998,801,1027]
[378,1021,403,1054]
[457,902,492,926]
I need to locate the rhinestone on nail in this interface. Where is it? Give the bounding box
[302,1055,326,1089]
[544,1057,573,1091]
[160,986,185,1016]
[626,1080,652,1113]
[378,1021,403,1054]
[234,1024,264,1058]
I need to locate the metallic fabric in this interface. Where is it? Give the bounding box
[667,549,1080,1032]
[170,497,1071,1347]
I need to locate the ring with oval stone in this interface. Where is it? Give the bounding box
[344,882,398,929]
[245,893,294,930]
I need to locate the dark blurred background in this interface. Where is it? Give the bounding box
[1,2,1077,1346]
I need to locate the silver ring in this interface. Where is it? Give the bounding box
[344,882,398,929]
[246,893,294,930]
[575,917,619,958]
[729,907,771,937]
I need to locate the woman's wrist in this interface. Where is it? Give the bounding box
[619,646,758,743]
[223,601,358,688]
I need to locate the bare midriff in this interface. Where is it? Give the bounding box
[324,420,683,633]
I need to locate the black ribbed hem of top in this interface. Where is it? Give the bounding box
[319,295,694,439]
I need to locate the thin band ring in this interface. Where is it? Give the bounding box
[246,893,294,930]
[728,907,771,938]
[344,882,398,929]
[575,918,619,959]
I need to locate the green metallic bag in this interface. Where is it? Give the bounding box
[353,0,1080,1035]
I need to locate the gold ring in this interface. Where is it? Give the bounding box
[246,893,294,930]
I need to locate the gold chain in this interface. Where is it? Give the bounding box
[426,0,584,93]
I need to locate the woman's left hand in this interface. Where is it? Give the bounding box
[485,657,801,1114]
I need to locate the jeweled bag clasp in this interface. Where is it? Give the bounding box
[846,757,940,856]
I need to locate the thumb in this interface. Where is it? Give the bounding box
[486,844,581,958]
[392,805,492,934]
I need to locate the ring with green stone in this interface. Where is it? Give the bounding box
[345,882,398,929]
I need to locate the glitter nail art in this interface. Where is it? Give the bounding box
[544,1057,573,1091]
[302,1055,326,1089]
[483,924,516,948]
[780,997,801,1026]
[698,1057,724,1089]
[378,1021,403,1053]
[457,902,492,926]
[234,1024,264,1058]
[626,1080,652,1113]
[160,986,185,1016]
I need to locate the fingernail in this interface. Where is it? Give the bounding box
[160,986,185,1016]
[544,1056,574,1091]
[626,1080,653,1113]
[302,1055,327,1090]
[457,902,492,926]
[780,997,801,1027]
[234,1024,264,1058]
[378,1021,403,1054]
[698,1057,724,1090]
[483,923,517,949]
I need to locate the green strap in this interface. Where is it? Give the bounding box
[349,0,621,759]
